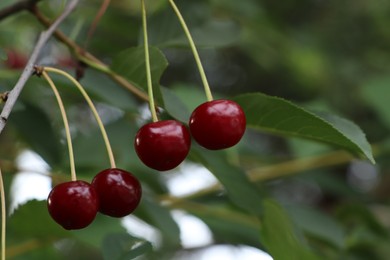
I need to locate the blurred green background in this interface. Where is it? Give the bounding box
[1,0,390,259]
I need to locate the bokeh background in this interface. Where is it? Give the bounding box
[1,0,390,259]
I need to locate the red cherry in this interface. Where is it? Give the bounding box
[4,50,27,69]
[47,181,99,230]
[134,120,191,171]
[92,168,142,218]
[189,99,246,150]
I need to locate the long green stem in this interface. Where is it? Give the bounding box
[169,0,213,101]
[141,0,158,122]
[43,67,116,169]
[0,168,5,260]
[42,71,77,181]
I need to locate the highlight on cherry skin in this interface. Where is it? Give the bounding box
[189,99,246,150]
[134,120,191,171]
[92,168,142,218]
[47,180,99,230]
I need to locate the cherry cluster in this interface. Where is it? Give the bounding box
[48,99,246,230]
[44,0,246,231]
[135,99,246,171]
[38,67,143,230]
[47,168,142,230]
[134,0,247,171]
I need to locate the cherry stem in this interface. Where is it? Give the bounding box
[42,71,77,181]
[141,0,158,122]
[168,0,213,102]
[43,67,116,169]
[0,168,5,260]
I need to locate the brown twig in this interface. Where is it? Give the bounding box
[84,0,111,50]
[0,0,80,134]
[30,7,149,102]
[0,0,42,21]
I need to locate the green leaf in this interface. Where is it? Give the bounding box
[10,103,62,166]
[260,199,322,260]
[286,205,345,249]
[360,77,390,128]
[79,70,138,111]
[151,20,240,48]
[190,147,263,216]
[336,203,389,238]
[102,233,153,260]
[234,93,375,163]
[72,214,124,248]
[8,243,63,260]
[160,86,191,122]
[147,4,240,48]
[110,46,168,105]
[8,200,69,239]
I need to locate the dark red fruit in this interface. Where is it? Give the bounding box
[189,99,246,150]
[47,181,99,230]
[4,50,27,69]
[134,120,191,171]
[92,168,142,218]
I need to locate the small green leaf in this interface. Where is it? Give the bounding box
[234,93,375,163]
[260,199,322,260]
[102,233,152,260]
[110,46,167,105]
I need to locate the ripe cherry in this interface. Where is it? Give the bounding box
[134,120,191,171]
[189,99,246,150]
[92,168,142,218]
[47,180,99,230]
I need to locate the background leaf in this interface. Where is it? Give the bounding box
[135,198,181,247]
[8,200,69,239]
[286,205,345,249]
[102,233,153,260]
[260,199,322,260]
[360,77,390,128]
[1,0,388,259]
[147,2,240,48]
[9,103,61,166]
[110,46,168,105]
[234,93,374,163]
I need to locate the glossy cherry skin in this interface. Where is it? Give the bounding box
[134,120,191,171]
[92,168,142,217]
[189,99,246,150]
[47,181,99,230]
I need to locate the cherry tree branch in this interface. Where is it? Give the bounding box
[0,0,80,134]
[31,8,149,102]
[0,0,42,21]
